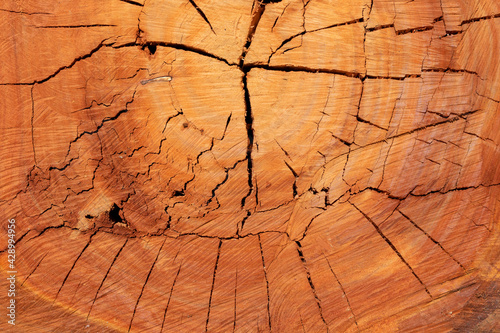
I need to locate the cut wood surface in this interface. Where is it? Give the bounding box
[0,0,499,332]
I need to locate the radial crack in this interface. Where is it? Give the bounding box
[284,160,298,198]
[30,86,37,165]
[160,265,182,333]
[128,239,166,332]
[1,41,107,86]
[33,24,117,29]
[268,18,363,64]
[324,255,359,331]
[240,72,255,209]
[243,63,363,78]
[351,203,432,298]
[54,231,97,302]
[205,239,222,332]
[233,270,238,332]
[160,265,182,332]
[460,13,500,25]
[258,235,272,331]
[188,0,216,34]
[398,209,466,270]
[21,253,48,286]
[239,1,267,66]
[295,241,329,330]
[0,8,51,15]
[119,0,144,6]
[87,238,129,319]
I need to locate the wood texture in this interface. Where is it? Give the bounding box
[1,0,499,332]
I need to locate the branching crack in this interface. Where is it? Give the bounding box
[1,42,108,86]
[268,18,363,64]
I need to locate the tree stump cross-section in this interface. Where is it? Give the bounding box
[0,0,499,332]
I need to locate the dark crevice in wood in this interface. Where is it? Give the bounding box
[20,253,48,287]
[324,255,359,331]
[397,209,466,270]
[258,235,272,331]
[205,240,222,332]
[33,24,117,28]
[239,1,267,67]
[396,25,434,35]
[268,18,364,64]
[128,239,166,332]
[460,13,500,25]
[240,72,255,209]
[295,241,329,330]
[88,238,129,320]
[188,0,216,34]
[160,265,181,332]
[243,63,363,78]
[54,231,98,302]
[109,203,123,223]
[367,23,394,32]
[119,0,144,7]
[350,202,433,298]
